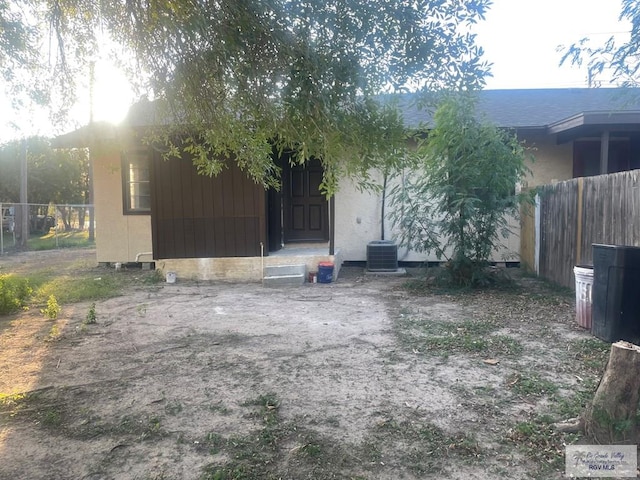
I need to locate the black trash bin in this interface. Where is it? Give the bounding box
[592,244,640,343]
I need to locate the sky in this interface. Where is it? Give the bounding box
[0,0,632,142]
[474,0,630,89]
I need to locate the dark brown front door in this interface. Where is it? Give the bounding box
[283,159,329,242]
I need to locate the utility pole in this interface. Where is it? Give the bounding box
[88,61,95,241]
[19,139,28,248]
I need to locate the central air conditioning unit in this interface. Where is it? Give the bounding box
[367,240,398,272]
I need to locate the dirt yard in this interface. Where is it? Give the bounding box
[0,249,609,479]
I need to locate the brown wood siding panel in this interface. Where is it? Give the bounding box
[153,153,176,258]
[151,155,266,259]
[193,218,207,257]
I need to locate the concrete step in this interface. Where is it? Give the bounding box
[263,264,307,287]
[263,273,306,287]
[264,264,307,277]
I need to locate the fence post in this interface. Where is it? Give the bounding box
[55,208,59,248]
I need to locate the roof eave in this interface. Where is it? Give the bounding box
[51,122,119,149]
[548,111,640,135]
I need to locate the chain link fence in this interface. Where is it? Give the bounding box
[1,203,95,254]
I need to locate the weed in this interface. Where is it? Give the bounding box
[84,302,97,324]
[41,409,63,427]
[41,294,61,319]
[47,323,61,340]
[143,270,164,285]
[0,392,27,409]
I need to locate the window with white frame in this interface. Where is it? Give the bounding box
[122,150,151,214]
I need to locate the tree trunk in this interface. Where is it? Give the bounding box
[583,341,640,444]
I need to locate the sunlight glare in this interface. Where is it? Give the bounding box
[91,60,136,125]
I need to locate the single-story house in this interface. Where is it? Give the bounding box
[54,88,640,282]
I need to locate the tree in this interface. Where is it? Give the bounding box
[561,1,640,88]
[0,137,90,230]
[389,94,533,287]
[1,0,491,192]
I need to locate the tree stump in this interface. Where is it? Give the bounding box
[583,341,640,444]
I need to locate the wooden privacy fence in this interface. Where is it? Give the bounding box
[520,169,640,288]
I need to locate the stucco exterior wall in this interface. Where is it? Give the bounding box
[334,171,385,263]
[93,145,152,264]
[522,134,573,187]
[335,174,521,263]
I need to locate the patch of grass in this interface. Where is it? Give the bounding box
[101,415,165,441]
[507,372,559,397]
[197,432,226,455]
[0,390,72,433]
[28,230,93,251]
[568,338,610,374]
[202,396,483,479]
[201,463,256,480]
[554,377,599,420]
[371,415,482,474]
[508,415,579,475]
[201,394,362,480]
[397,316,523,357]
[32,275,121,304]
[54,411,169,442]
[10,264,161,309]
[403,267,520,295]
[1,392,68,430]
[242,393,280,429]
[207,402,230,415]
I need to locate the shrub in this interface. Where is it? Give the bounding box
[0,274,33,315]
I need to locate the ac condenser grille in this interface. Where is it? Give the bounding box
[367,240,398,271]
